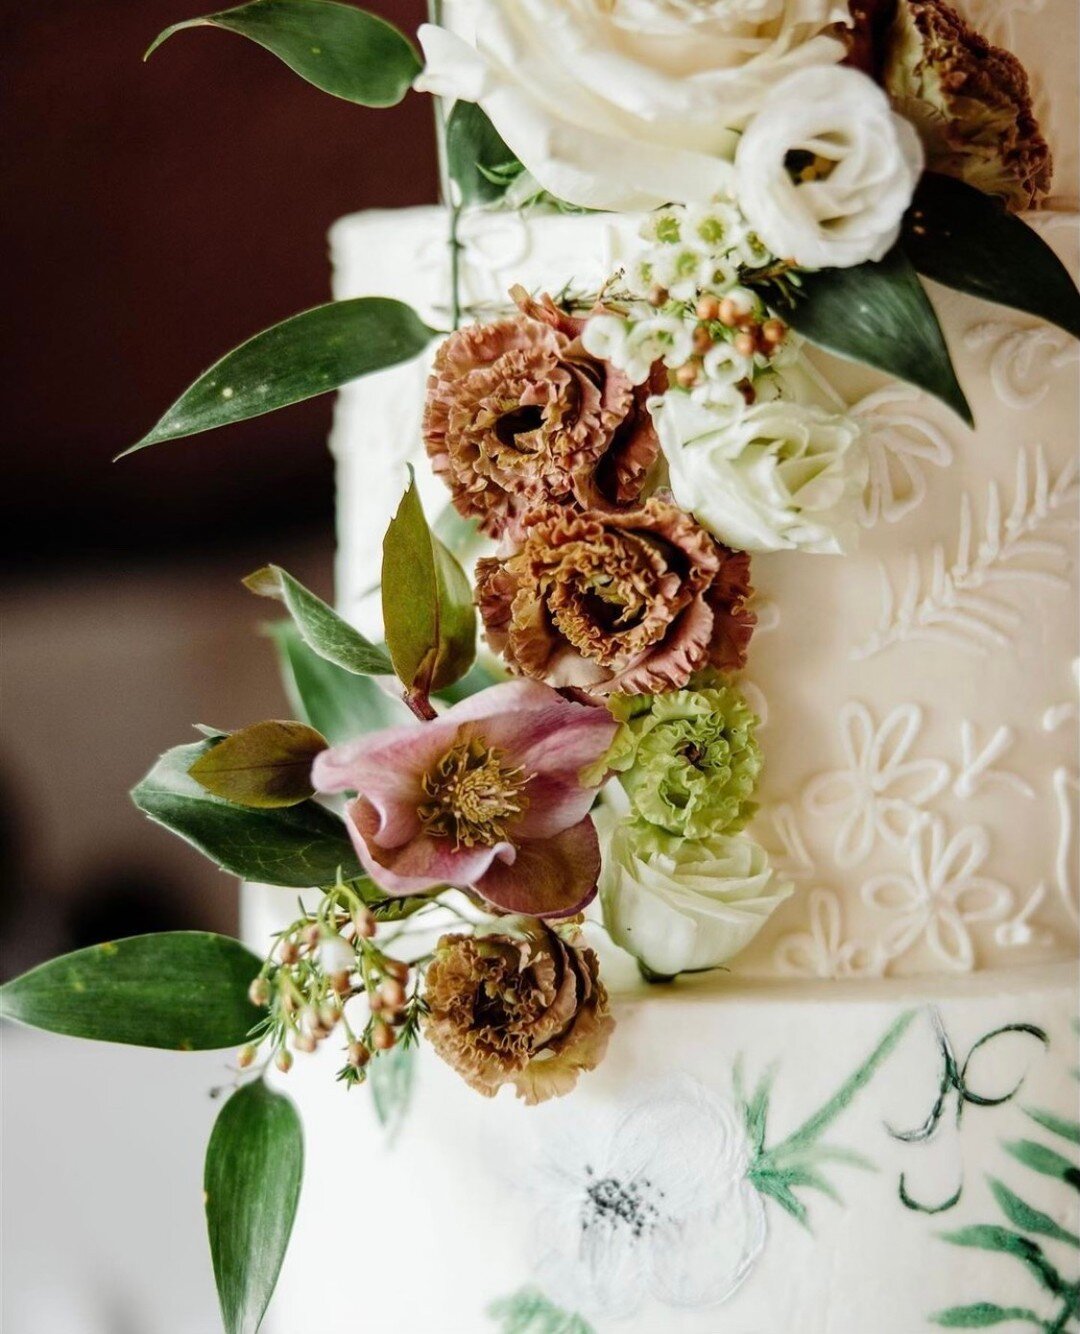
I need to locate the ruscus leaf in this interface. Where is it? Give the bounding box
[132,741,362,886]
[122,298,436,454]
[782,246,973,426]
[189,720,327,807]
[446,101,522,205]
[147,0,420,107]
[205,1080,303,1334]
[0,932,261,1050]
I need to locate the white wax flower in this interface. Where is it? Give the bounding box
[599,818,793,977]
[653,387,868,554]
[735,66,924,269]
[317,933,355,976]
[415,1,851,212]
[582,312,694,385]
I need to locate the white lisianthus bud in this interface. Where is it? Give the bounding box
[317,933,355,978]
[652,387,867,554]
[735,66,924,270]
[598,818,793,977]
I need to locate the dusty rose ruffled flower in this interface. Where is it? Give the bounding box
[422,919,614,1104]
[311,680,617,918]
[422,289,662,537]
[476,498,755,697]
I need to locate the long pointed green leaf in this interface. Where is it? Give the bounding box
[446,101,520,205]
[247,565,393,677]
[783,248,973,426]
[147,0,419,107]
[0,932,260,1050]
[930,1304,1045,1328]
[989,1178,1080,1248]
[1022,1105,1080,1147]
[122,298,436,454]
[132,740,362,886]
[903,173,1080,339]
[1004,1139,1080,1192]
[940,1225,1066,1297]
[205,1080,303,1334]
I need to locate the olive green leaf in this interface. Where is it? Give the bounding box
[446,101,521,205]
[0,932,261,1050]
[267,620,407,744]
[205,1079,303,1334]
[903,173,1080,339]
[381,469,476,710]
[246,565,393,677]
[189,720,327,807]
[782,247,972,426]
[147,0,420,107]
[132,741,362,886]
[121,297,436,454]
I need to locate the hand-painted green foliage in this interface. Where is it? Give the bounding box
[368,1042,416,1144]
[132,741,362,886]
[147,0,420,107]
[782,247,972,425]
[0,932,261,1050]
[903,174,1080,339]
[123,297,436,453]
[487,1287,594,1334]
[930,1304,1048,1328]
[189,720,327,807]
[205,1079,303,1334]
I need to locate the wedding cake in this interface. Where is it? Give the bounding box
[249,3,1080,1331]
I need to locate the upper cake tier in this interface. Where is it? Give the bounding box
[329,192,1078,983]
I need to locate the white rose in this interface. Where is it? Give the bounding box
[735,66,924,269]
[415,1,851,212]
[599,818,793,977]
[653,387,868,553]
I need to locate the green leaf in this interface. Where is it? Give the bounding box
[368,1042,416,1143]
[189,720,327,808]
[1004,1139,1080,1192]
[381,469,476,708]
[132,741,362,887]
[930,1304,1045,1328]
[1022,1105,1080,1147]
[903,173,1080,339]
[0,932,260,1050]
[782,247,972,425]
[446,101,521,205]
[940,1225,1066,1297]
[751,1172,809,1228]
[205,1080,303,1334]
[433,658,501,707]
[122,298,436,454]
[989,1178,1080,1248]
[488,1288,595,1334]
[267,620,406,744]
[246,565,393,677]
[147,0,419,107]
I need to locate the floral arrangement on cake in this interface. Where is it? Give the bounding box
[3,2,1077,1330]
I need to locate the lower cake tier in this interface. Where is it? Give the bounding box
[246,892,1079,1334]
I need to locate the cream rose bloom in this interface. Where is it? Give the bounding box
[735,66,924,269]
[653,386,868,554]
[415,0,852,212]
[599,817,793,977]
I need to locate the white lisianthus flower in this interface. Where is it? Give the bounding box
[653,388,868,553]
[599,818,793,977]
[735,66,924,269]
[415,1,852,212]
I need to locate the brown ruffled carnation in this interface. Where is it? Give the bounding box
[883,0,1052,210]
[421,921,614,1104]
[422,289,662,537]
[475,498,755,697]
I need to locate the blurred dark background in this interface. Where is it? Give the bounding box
[1,0,435,975]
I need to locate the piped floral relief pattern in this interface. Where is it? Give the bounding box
[772,888,886,980]
[952,721,1034,800]
[853,385,954,528]
[965,321,1080,411]
[862,817,1014,971]
[803,702,951,868]
[854,445,1078,660]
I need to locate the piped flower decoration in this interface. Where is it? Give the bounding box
[312,680,617,918]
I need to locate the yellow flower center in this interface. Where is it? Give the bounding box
[418,736,530,849]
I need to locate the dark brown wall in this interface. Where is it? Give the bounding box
[3,1,436,565]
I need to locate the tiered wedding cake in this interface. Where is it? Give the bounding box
[249,3,1079,1331]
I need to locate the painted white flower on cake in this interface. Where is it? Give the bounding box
[415,0,850,212]
[734,67,924,269]
[803,702,951,868]
[772,888,885,979]
[532,1080,766,1319]
[862,817,1013,971]
[653,387,867,554]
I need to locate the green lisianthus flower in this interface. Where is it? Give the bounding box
[602,684,762,838]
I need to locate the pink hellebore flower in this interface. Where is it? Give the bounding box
[312,680,617,918]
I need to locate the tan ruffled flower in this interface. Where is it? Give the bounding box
[476,498,755,697]
[422,290,661,537]
[422,920,613,1104]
